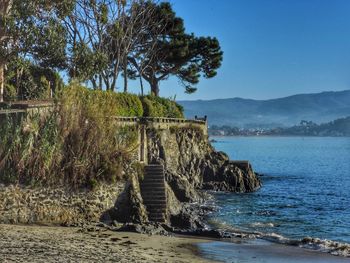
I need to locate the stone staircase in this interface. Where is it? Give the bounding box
[140,164,167,222]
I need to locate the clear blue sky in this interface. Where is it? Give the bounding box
[133,0,350,100]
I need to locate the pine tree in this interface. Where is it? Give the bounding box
[129,2,223,96]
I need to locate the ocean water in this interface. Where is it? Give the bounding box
[207,136,350,255]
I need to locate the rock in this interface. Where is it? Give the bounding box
[143,126,262,230]
[108,175,148,224]
[202,160,261,192]
[115,223,169,236]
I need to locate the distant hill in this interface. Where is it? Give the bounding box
[178,90,350,128]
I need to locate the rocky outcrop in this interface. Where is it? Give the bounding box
[201,151,261,192]
[104,174,148,224]
[147,127,261,194]
[144,126,261,229]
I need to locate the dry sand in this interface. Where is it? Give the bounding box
[0,224,213,263]
[1,224,349,263]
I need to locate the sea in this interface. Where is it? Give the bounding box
[198,136,350,261]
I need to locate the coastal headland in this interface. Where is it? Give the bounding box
[1,97,348,262]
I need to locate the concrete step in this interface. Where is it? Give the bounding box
[144,202,167,207]
[145,204,166,211]
[145,165,164,169]
[140,183,165,188]
[143,174,164,178]
[140,186,165,191]
[142,197,166,201]
[142,191,166,199]
[144,168,164,173]
[141,191,166,195]
[146,206,167,210]
[142,195,166,200]
[141,179,165,183]
[144,173,164,177]
[142,197,167,202]
[142,164,167,223]
[143,191,166,195]
[145,167,164,171]
[142,176,164,181]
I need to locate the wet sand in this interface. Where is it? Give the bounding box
[1,224,349,262]
[197,238,350,263]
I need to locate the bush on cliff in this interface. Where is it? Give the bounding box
[5,58,64,100]
[0,83,139,188]
[141,95,184,118]
[60,85,144,118]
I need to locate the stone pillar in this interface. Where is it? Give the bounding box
[0,64,4,103]
[139,125,147,164]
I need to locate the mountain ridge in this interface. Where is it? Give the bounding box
[178,90,350,128]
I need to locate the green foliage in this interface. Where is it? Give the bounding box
[60,84,144,118]
[0,83,140,188]
[3,84,17,101]
[130,2,223,96]
[70,43,108,83]
[5,58,63,100]
[2,0,70,68]
[141,95,184,118]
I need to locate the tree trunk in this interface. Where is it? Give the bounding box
[0,62,4,102]
[0,0,13,102]
[150,78,159,96]
[139,75,144,96]
[123,56,128,93]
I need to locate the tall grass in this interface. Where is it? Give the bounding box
[0,84,139,188]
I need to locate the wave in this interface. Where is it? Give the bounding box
[250,222,276,228]
[207,218,350,257]
[299,237,350,257]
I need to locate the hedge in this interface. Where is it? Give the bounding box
[141,95,184,118]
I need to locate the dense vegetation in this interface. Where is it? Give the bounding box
[0,0,213,188]
[141,95,184,118]
[0,0,223,100]
[0,84,183,188]
[0,86,137,187]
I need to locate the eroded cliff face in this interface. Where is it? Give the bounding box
[0,125,260,227]
[144,126,261,228]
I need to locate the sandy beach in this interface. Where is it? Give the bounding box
[0,224,212,263]
[1,224,350,262]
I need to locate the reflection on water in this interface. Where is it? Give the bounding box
[211,137,350,243]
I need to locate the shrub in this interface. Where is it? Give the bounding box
[5,58,64,100]
[4,84,17,101]
[141,95,184,118]
[0,84,140,188]
[60,85,143,119]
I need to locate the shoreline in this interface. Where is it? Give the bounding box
[0,224,213,263]
[196,238,350,263]
[1,224,350,263]
[210,135,350,138]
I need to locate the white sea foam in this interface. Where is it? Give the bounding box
[250,222,275,228]
[211,220,350,257]
[299,237,350,257]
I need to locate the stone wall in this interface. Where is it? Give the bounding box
[0,102,54,127]
[0,183,125,225]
